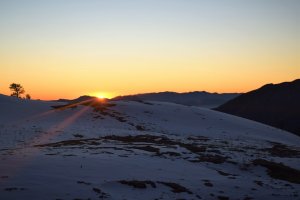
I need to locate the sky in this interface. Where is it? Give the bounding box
[0,0,299,100]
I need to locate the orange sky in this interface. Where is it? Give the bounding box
[0,1,299,100]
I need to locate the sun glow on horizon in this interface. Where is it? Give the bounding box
[97,95,105,99]
[89,92,113,100]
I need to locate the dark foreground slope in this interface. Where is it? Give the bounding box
[113,91,239,108]
[215,79,300,136]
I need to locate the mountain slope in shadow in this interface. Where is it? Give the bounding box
[215,79,300,136]
[113,91,240,108]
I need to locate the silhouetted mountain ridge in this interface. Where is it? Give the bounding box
[112,91,240,108]
[215,79,300,136]
[56,95,97,103]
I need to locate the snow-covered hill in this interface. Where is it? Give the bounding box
[0,94,299,200]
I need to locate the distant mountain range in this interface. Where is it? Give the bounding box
[55,92,239,108]
[57,95,98,103]
[112,91,240,108]
[215,79,300,136]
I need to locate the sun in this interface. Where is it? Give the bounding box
[97,95,105,99]
[89,92,113,100]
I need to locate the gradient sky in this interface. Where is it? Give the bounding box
[0,0,299,100]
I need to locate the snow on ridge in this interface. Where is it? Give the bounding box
[0,94,299,146]
[0,95,300,200]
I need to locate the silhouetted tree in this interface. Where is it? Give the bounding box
[25,94,31,100]
[9,83,25,98]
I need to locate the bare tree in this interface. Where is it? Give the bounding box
[9,83,25,98]
[25,94,31,100]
